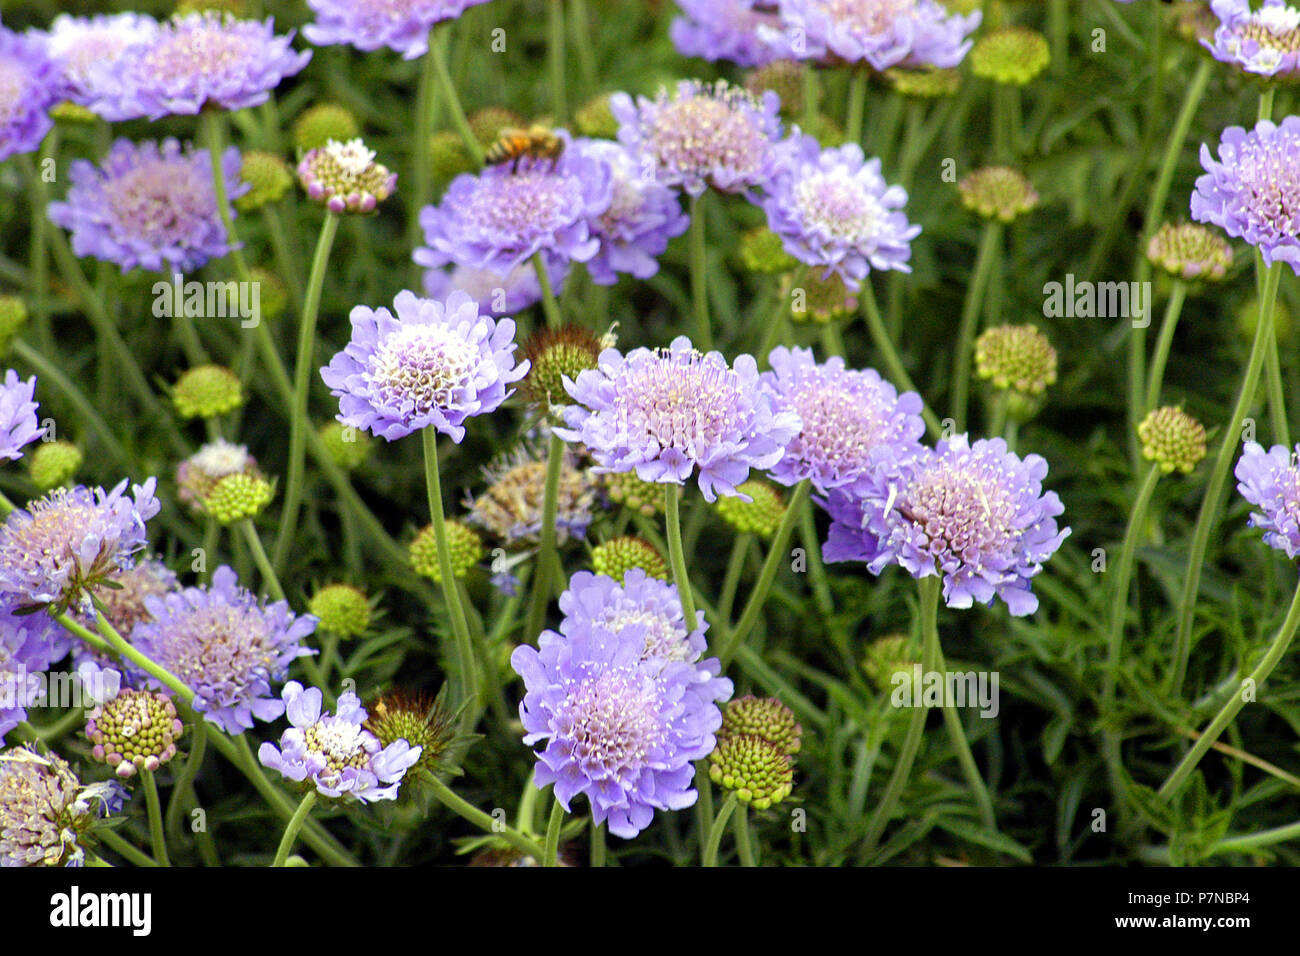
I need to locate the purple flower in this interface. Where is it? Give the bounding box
[823,435,1069,616]
[304,0,494,60]
[1204,0,1300,78]
[510,622,726,839]
[760,346,925,491]
[575,138,690,285]
[557,336,802,502]
[0,746,125,867]
[421,259,570,317]
[0,26,59,163]
[762,134,921,288]
[1191,117,1300,275]
[767,0,981,70]
[0,604,66,738]
[84,12,310,121]
[132,566,316,735]
[670,0,787,67]
[1235,442,1300,557]
[321,290,528,443]
[611,80,784,198]
[415,137,612,277]
[0,479,160,614]
[40,13,159,112]
[0,370,45,462]
[258,682,421,802]
[47,138,247,275]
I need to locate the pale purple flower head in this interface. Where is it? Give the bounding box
[767,0,981,70]
[670,0,787,67]
[304,0,495,60]
[132,566,316,735]
[40,12,159,112]
[0,478,159,615]
[823,435,1069,616]
[0,26,59,163]
[415,136,612,277]
[510,622,727,839]
[1234,442,1300,557]
[85,12,310,121]
[258,682,421,803]
[0,371,45,462]
[761,346,925,491]
[0,604,67,738]
[557,336,802,502]
[574,138,690,285]
[321,289,528,443]
[611,80,784,198]
[421,258,570,317]
[0,746,125,867]
[763,134,921,288]
[1191,117,1300,274]
[1204,0,1300,77]
[47,138,246,276]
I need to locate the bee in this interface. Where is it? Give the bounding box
[484,124,565,170]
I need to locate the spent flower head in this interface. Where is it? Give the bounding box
[0,746,124,867]
[467,444,596,549]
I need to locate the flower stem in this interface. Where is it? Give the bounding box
[1170,263,1281,697]
[547,0,568,122]
[410,32,439,285]
[240,519,287,604]
[688,194,713,351]
[861,278,941,437]
[1160,577,1300,802]
[202,110,252,284]
[141,769,171,867]
[422,429,477,715]
[568,0,597,94]
[1213,818,1300,857]
[1143,280,1188,413]
[272,790,317,867]
[949,221,1002,430]
[733,804,757,867]
[426,775,548,859]
[718,480,810,667]
[862,575,940,857]
[273,212,340,574]
[524,431,566,643]
[718,533,751,625]
[665,484,699,628]
[430,26,483,165]
[533,252,562,329]
[590,816,606,867]
[702,792,739,867]
[165,722,207,843]
[543,792,565,867]
[98,828,157,868]
[846,70,868,145]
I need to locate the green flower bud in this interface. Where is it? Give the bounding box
[1146,223,1232,282]
[603,470,667,518]
[308,584,373,637]
[885,65,962,98]
[708,735,794,810]
[430,130,477,190]
[0,295,28,355]
[235,151,293,212]
[591,535,669,583]
[720,696,802,756]
[27,440,82,491]
[789,270,858,324]
[172,365,244,420]
[86,690,184,779]
[970,26,1050,86]
[744,59,807,116]
[958,166,1039,222]
[410,521,485,583]
[51,102,98,124]
[574,95,619,139]
[250,267,289,322]
[319,421,373,469]
[292,103,361,153]
[714,481,785,538]
[863,634,917,695]
[203,472,275,525]
[974,324,1057,423]
[469,106,526,147]
[739,226,798,275]
[521,324,605,410]
[1138,406,1207,475]
[1237,294,1294,345]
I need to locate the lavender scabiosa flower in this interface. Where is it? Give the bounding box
[760,346,925,491]
[575,138,690,285]
[510,623,727,838]
[0,479,159,615]
[762,134,921,287]
[47,138,246,275]
[0,26,59,163]
[1204,0,1300,78]
[85,12,310,121]
[421,259,570,317]
[320,289,528,443]
[557,336,802,502]
[0,746,125,867]
[40,13,158,112]
[670,0,786,67]
[1235,442,1300,557]
[1191,118,1300,274]
[767,0,981,70]
[415,137,612,276]
[0,370,44,462]
[0,604,66,738]
[258,682,421,802]
[304,0,495,60]
[131,566,316,734]
[823,435,1069,616]
[611,80,783,198]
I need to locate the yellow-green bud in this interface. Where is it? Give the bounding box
[51,102,98,124]
[885,66,962,98]
[86,689,184,779]
[1237,295,1293,345]
[958,166,1039,222]
[172,365,244,420]
[708,735,794,810]
[319,421,373,470]
[410,521,484,583]
[603,470,667,518]
[250,267,289,322]
[714,481,785,538]
[469,106,526,147]
[974,324,1057,424]
[1138,406,1207,475]
[27,440,83,491]
[574,95,618,139]
[235,151,293,212]
[292,103,361,152]
[970,26,1050,86]
[720,696,802,756]
[0,295,28,354]
[739,226,798,275]
[1146,223,1232,282]
[204,472,275,524]
[365,689,468,779]
[429,130,476,190]
[175,0,249,14]
[308,583,373,637]
[863,634,917,695]
[745,59,807,116]
[591,535,669,583]
[789,270,858,324]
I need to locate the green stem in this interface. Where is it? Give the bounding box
[665,485,698,628]
[241,520,287,604]
[547,0,567,122]
[411,34,438,285]
[1147,59,1212,242]
[426,775,548,859]
[431,26,483,164]
[524,432,566,642]
[733,804,757,867]
[165,722,207,843]
[141,769,171,867]
[262,205,304,313]
[543,792,565,867]
[568,0,597,93]
[272,791,317,867]
[950,221,1003,430]
[861,278,941,437]
[992,83,1012,163]
[702,792,739,867]
[203,110,252,285]
[718,533,751,625]
[1160,577,1300,802]
[590,816,606,867]
[1143,280,1188,413]
[688,194,713,351]
[931,640,997,830]
[1213,818,1300,857]
[97,828,157,868]
[862,575,940,856]
[29,129,55,355]
[273,212,340,574]
[1170,264,1282,697]
[533,253,563,329]
[422,429,477,714]
[846,70,868,145]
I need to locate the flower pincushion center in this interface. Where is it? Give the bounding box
[826,0,917,35]
[902,459,1019,562]
[594,606,691,662]
[562,667,665,774]
[372,324,477,415]
[304,720,371,773]
[795,171,884,241]
[105,161,210,246]
[619,353,745,458]
[648,95,767,178]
